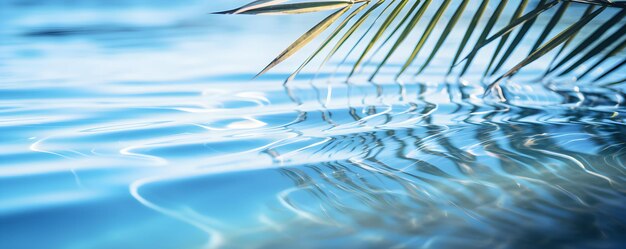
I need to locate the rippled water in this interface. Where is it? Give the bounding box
[2,1,626,249]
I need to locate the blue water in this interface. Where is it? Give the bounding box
[1,1,626,248]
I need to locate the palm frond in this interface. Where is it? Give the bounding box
[487,6,606,94]
[217,0,626,89]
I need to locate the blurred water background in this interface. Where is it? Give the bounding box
[1,0,626,248]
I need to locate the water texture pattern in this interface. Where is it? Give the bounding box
[1,1,626,249]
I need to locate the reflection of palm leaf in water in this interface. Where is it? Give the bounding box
[268,123,625,247]
[246,78,625,246]
[217,0,626,90]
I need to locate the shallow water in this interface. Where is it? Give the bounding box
[1,1,626,249]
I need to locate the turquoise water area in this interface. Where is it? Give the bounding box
[1,1,626,248]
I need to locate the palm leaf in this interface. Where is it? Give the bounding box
[254,5,351,78]
[447,0,490,75]
[544,4,596,76]
[484,0,530,76]
[288,2,371,82]
[216,1,355,15]
[459,0,510,76]
[547,8,626,74]
[578,38,626,79]
[488,0,554,75]
[397,0,451,77]
[486,7,606,95]
[371,0,431,79]
[418,0,470,75]
[348,0,410,78]
[556,22,626,76]
[217,0,626,90]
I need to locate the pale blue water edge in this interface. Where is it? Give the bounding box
[1,1,626,249]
